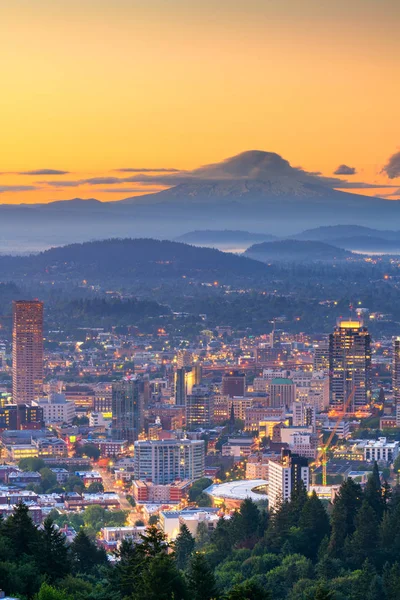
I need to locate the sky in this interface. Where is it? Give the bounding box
[1,0,400,204]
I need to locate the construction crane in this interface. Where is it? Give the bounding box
[316,387,356,486]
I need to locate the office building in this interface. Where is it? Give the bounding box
[268,449,310,511]
[292,401,316,431]
[360,437,399,463]
[93,382,113,414]
[222,371,246,398]
[186,385,213,428]
[111,378,144,444]
[329,319,371,411]
[176,350,193,369]
[0,403,44,431]
[269,378,296,409]
[175,368,187,406]
[34,394,75,425]
[313,340,329,372]
[393,337,400,426]
[12,300,44,405]
[134,439,205,484]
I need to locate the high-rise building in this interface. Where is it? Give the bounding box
[222,371,246,398]
[313,340,329,372]
[12,300,44,405]
[186,385,213,428]
[175,368,187,406]
[269,378,296,409]
[268,449,309,511]
[93,382,113,414]
[393,337,400,426]
[176,350,193,369]
[111,379,144,444]
[329,319,371,411]
[134,439,205,484]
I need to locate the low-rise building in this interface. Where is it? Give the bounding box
[221,437,257,458]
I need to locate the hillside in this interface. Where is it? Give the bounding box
[0,238,268,284]
[244,240,353,262]
[292,225,400,242]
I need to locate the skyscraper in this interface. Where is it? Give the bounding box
[111,378,144,444]
[186,385,213,428]
[393,337,400,426]
[329,319,371,412]
[175,368,187,406]
[12,300,44,405]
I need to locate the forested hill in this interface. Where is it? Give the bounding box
[245,240,353,262]
[0,238,268,284]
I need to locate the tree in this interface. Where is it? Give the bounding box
[346,500,379,568]
[140,552,188,600]
[4,502,40,557]
[82,443,101,460]
[328,478,363,557]
[314,585,334,600]
[174,523,195,570]
[298,492,330,560]
[364,462,384,519]
[36,517,70,582]
[64,475,85,493]
[35,582,73,600]
[70,529,107,573]
[39,468,58,492]
[19,457,45,472]
[226,580,270,600]
[187,552,219,600]
[87,482,104,493]
[189,478,213,503]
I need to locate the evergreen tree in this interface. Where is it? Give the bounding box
[314,585,334,600]
[139,552,188,600]
[346,500,379,568]
[327,478,363,557]
[3,502,40,557]
[298,491,331,560]
[36,517,70,582]
[364,462,384,520]
[226,580,270,600]
[112,538,144,598]
[138,525,169,558]
[236,499,261,547]
[70,529,108,573]
[187,552,219,600]
[174,523,195,570]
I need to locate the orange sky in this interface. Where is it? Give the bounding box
[0,0,400,204]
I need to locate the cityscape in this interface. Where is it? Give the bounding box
[2,1,400,599]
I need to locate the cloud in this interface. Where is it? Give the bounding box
[19,169,70,175]
[95,187,161,193]
[382,151,400,179]
[114,168,180,173]
[334,164,357,175]
[38,150,399,191]
[375,188,400,198]
[0,185,38,193]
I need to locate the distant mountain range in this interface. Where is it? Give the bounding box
[1,150,400,254]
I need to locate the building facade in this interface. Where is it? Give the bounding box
[134,439,205,484]
[12,300,44,405]
[111,379,144,444]
[329,319,371,411]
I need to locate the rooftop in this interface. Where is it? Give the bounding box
[204,479,268,502]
